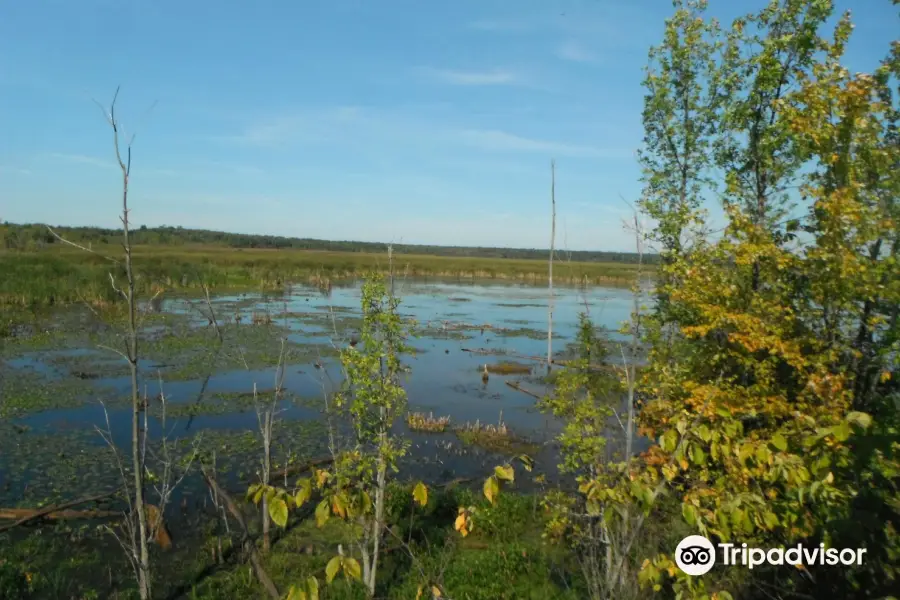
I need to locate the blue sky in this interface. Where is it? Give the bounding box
[1,0,896,251]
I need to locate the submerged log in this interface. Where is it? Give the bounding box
[0,508,120,521]
[0,490,120,533]
[504,381,543,400]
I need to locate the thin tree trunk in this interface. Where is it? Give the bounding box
[261,428,271,552]
[625,213,643,463]
[548,159,556,374]
[113,105,151,599]
[368,459,387,596]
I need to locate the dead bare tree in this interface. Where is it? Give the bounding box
[547,159,557,374]
[101,86,153,599]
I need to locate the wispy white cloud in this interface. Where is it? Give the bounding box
[454,129,631,159]
[210,106,635,162]
[415,67,523,86]
[44,153,113,168]
[555,40,598,64]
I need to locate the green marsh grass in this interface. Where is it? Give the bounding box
[0,245,645,309]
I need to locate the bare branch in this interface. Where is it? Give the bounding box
[45,225,121,264]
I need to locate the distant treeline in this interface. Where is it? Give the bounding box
[1,222,659,264]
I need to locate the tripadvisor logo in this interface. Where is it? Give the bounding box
[675,535,868,576]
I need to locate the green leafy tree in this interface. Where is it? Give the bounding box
[638,0,722,305]
[249,272,413,597]
[630,6,899,599]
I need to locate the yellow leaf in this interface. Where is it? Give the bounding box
[432,585,442,597]
[494,464,515,482]
[483,475,499,505]
[268,496,289,528]
[332,494,347,519]
[325,556,342,584]
[343,557,362,581]
[294,478,312,507]
[315,499,330,527]
[413,481,428,507]
[306,576,319,600]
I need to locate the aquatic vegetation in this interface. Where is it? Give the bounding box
[406,412,451,432]
[454,416,538,456]
[483,362,533,375]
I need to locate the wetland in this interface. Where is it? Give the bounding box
[0,276,639,599]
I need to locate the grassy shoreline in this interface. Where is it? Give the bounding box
[0,245,647,309]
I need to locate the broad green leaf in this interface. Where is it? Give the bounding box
[833,421,851,442]
[315,499,330,527]
[295,478,312,507]
[413,481,428,507]
[343,557,362,581]
[517,454,534,472]
[325,556,342,584]
[253,486,265,506]
[494,464,515,482]
[770,433,787,452]
[683,503,698,526]
[306,576,319,600]
[285,585,306,600]
[691,444,706,466]
[483,475,500,505]
[846,411,872,429]
[661,429,678,453]
[268,496,289,528]
[697,424,711,442]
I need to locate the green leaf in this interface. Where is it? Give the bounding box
[697,424,711,442]
[846,411,872,429]
[315,499,330,527]
[325,556,342,584]
[517,454,534,472]
[691,444,706,466]
[683,503,698,526]
[770,433,787,452]
[285,585,306,600]
[246,483,259,503]
[295,478,312,507]
[494,464,515,482]
[483,475,500,505]
[343,557,362,581]
[268,496,289,528]
[306,576,319,600]
[833,420,851,442]
[252,486,265,506]
[413,481,428,507]
[661,429,678,453]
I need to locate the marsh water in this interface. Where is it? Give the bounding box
[0,278,640,585]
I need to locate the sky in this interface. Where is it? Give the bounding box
[0,0,897,251]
